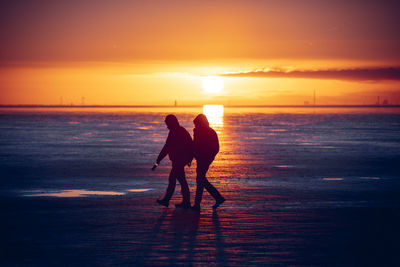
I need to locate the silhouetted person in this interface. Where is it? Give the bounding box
[152,114,193,209]
[192,114,225,211]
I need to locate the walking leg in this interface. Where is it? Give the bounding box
[204,178,224,202]
[163,166,177,202]
[193,162,209,208]
[176,166,191,206]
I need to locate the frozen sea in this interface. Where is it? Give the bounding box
[1,106,400,265]
[1,106,399,197]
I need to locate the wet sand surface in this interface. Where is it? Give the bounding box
[2,181,399,266]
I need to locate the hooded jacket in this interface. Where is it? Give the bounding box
[157,125,194,165]
[193,114,219,163]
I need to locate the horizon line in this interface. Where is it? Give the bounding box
[1,104,400,108]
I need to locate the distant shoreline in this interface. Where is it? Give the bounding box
[1,105,399,108]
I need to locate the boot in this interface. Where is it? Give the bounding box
[156,199,169,207]
[175,202,191,209]
[212,197,225,209]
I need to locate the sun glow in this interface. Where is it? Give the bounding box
[202,76,224,93]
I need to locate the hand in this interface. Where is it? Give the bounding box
[151,163,159,171]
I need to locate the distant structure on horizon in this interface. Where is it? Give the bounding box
[313,89,316,105]
[174,100,177,107]
[304,90,316,105]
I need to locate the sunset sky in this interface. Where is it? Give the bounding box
[1,0,400,105]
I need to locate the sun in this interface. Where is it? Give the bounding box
[202,76,224,93]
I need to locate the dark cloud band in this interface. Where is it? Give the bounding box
[221,67,400,81]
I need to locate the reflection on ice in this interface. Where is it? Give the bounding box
[270,129,287,132]
[203,105,224,128]
[361,177,381,180]
[22,188,153,197]
[323,178,344,181]
[275,165,294,168]
[127,189,152,192]
[23,189,125,197]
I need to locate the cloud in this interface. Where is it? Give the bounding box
[220,67,400,81]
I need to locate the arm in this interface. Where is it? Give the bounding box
[207,128,219,162]
[187,130,195,167]
[193,128,199,159]
[152,132,171,170]
[156,144,168,164]
[156,132,172,164]
[213,130,220,156]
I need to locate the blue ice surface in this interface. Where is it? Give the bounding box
[0,107,399,204]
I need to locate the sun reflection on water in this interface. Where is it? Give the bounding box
[203,105,224,128]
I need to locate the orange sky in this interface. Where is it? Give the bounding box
[1,0,399,105]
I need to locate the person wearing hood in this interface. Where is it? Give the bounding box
[152,114,194,208]
[191,114,225,211]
